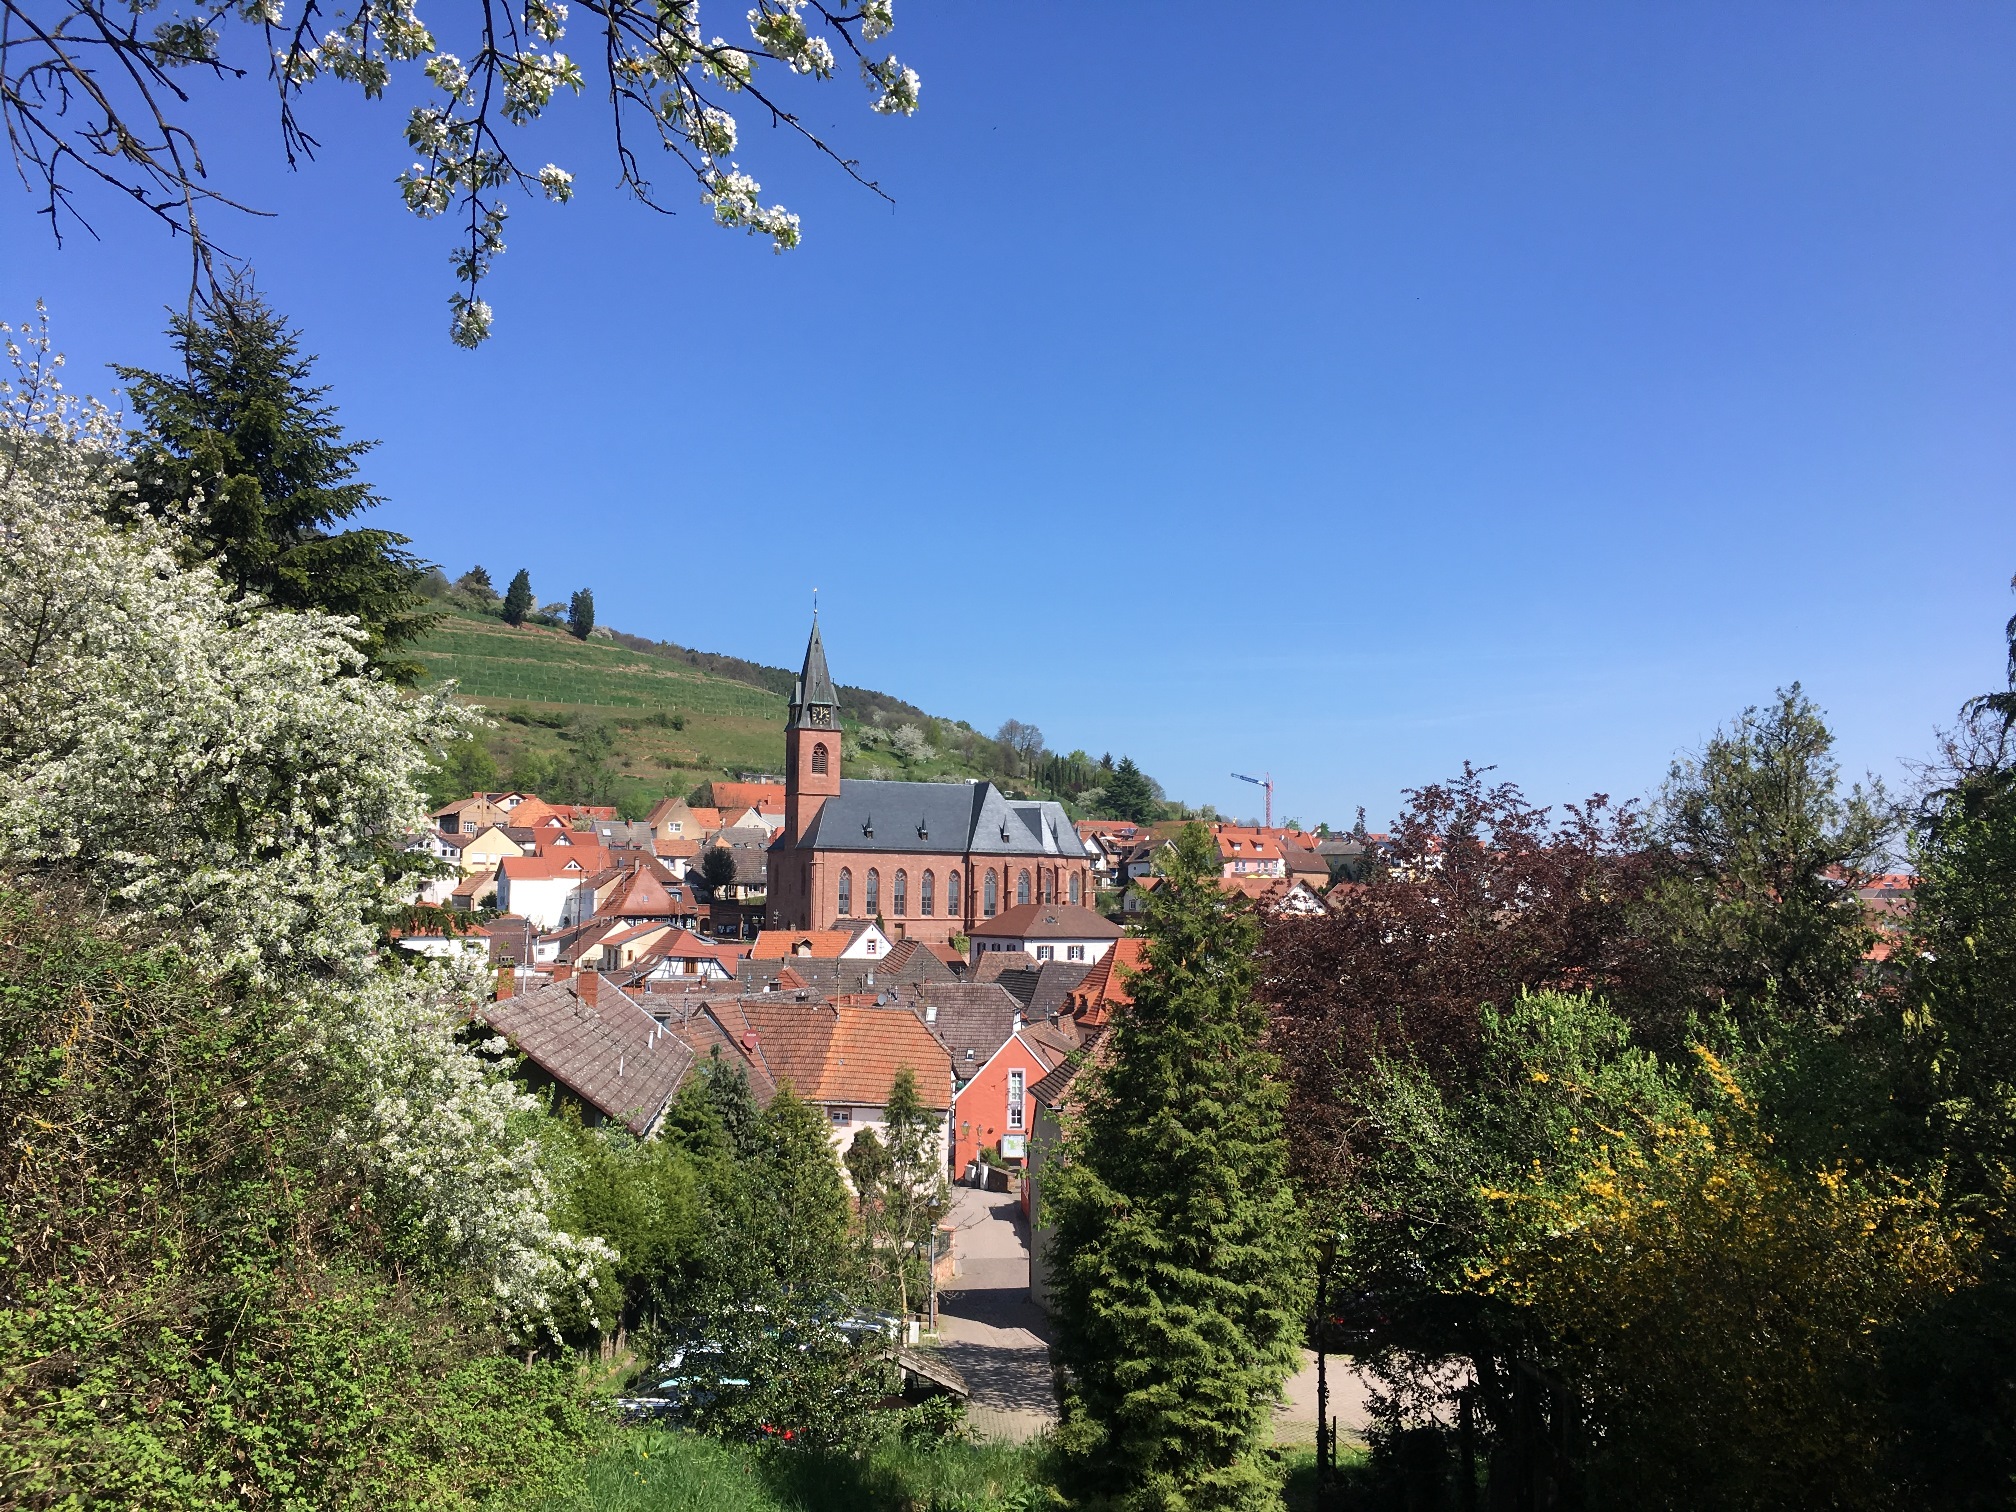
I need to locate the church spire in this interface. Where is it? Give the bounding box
[790,615,838,726]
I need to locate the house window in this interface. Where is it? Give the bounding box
[1067,944,1086,962]
[893,869,908,916]
[1070,872,1082,905]
[837,868,852,916]
[811,742,829,775]
[921,870,935,915]
[984,870,997,917]
[830,1107,852,1126]
[1017,869,1031,907]
[947,870,961,917]
[866,869,880,915]
[1007,1070,1025,1131]
[1035,945,1054,961]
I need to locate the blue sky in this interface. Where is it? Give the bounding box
[8,1,2016,829]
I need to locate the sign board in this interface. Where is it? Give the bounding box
[998,1135,1027,1160]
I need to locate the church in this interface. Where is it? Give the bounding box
[766,619,1094,945]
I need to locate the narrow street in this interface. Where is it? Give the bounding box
[935,1185,1059,1442]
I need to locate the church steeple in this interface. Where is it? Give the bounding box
[784,614,841,851]
[790,615,839,728]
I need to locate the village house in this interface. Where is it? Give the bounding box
[966,902,1123,966]
[766,619,1096,946]
[496,847,610,929]
[750,923,895,962]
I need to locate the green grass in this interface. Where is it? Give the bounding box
[411,610,1014,816]
[548,1428,1052,1512]
[417,618,786,719]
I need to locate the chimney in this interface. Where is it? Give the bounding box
[579,971,600,1008]
[494,965,516,1000]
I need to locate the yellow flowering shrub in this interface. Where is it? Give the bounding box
[1472,1048,1972,1508]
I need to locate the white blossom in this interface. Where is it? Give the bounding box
[0,319,608,1331]
[702,165,801,251]
[863,53,919,115]
[537,162,574,201]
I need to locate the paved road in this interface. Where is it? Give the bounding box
[933,1184,1378,1449]
[935,1185,1058,1441]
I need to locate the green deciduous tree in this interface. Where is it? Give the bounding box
[115,282,438,682]
[422,735,501,809]
[502,568,534,627]
[1652,684,1892,1037]
[1048,821,1309,1512]
[844,1068,947,1319]
[569,586,596,638]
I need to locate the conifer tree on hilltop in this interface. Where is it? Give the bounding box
[1102,755,1160,824]
[502,569,534,627]
[1048,822,1310,1511]
[115,279,436,683]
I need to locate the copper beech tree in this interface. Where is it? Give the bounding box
[1261,764,1666,1192]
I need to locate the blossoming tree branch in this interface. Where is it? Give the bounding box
[0,0,921,343]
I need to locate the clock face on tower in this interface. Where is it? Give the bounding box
[807,704,834,728]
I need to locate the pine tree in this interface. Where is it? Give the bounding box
[502,569,534,627]
[115,280,436,683]
[568,587,595,639]
[1049,822,1310,1511]
[1103,755,1160,824]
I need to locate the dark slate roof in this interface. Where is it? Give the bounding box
[1031,1027,1107,1113]
[993,960,1091,1021]
[893,981,1025,1080]
[793,617,838,709]
[734,953,941,995]
[480,978,692,1135]
[792,779,1088,859]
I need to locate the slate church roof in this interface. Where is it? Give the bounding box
[792,778,1089,860]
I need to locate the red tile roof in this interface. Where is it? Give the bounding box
[708,782,786,813]
[751,929,861,960]
[1067,937,1147,1027]
[714,999,952,1110]
[969,903,1123,942]
[499,846,613,880]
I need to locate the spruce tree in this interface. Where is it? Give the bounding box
[115,280,436,682]
[1103,755,1160,824]
[568,587,595,639]
[502,569,534,627]
[1049,822,1310,1512]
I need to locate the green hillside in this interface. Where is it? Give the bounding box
[412,610,1004,817]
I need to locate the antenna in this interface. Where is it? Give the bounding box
[1231,771,1275,829]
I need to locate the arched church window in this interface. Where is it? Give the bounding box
[947,870,961,917]
[1041,869,1054,904]
[1017,869,1031,907]
[984,870,998,917]
[866,869,880,915]
[893,870,908,915]
[921,870,935,915]
[837,868,852,916]
[1069,871,1082,905]
[811,742,829,775]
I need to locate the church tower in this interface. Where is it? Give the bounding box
[784,616,841,846]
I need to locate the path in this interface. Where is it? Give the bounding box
[934,1185,1058,1442]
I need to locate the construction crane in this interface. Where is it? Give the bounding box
[1231,771,1274,829]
